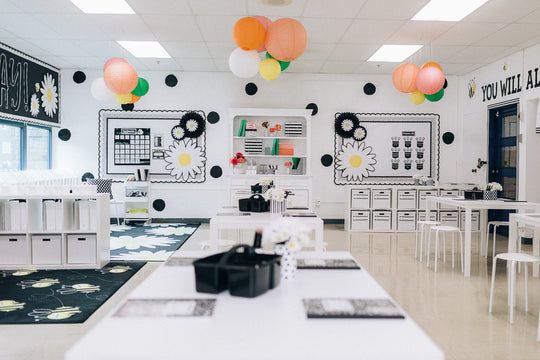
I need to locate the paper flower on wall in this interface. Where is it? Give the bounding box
[335,112,360,138]
[180,112,206,138]
[353,126,367,142]
[40,73,58,117]
[30,94,40,117]
[164,139,206,181]
[171,125,186,141]
[336,142,377,182]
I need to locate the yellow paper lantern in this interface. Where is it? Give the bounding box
[116,93,132,104]
[259,58,281,81]
[410,91,425,105]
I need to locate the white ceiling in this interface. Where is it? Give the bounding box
[1,0,540,75]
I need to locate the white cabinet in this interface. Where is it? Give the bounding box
[372,211,392,231]
[440,211,459,227]
[67,234,97,264]
[32,235,62,265]
[460,211,480,231]
[285,189,309,209]
[351,189,370,209]
[418,211,438,222]
[418,189,439,210]
[397,190,417,209]
[350,211,370,231]
[372,190,392,209]
[397,211,417,231]
[0,235,27,264]
[439,190,460,209]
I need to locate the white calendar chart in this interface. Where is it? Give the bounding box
[99,110,207,183]
[334,113,439,185]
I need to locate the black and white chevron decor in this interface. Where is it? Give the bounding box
[285,122,303,136]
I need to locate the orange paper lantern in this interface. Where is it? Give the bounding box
[416,67,445,95]
[252,15,272,52]
[131,94,141,103]
[233,17,266,51]
[104,61,138,94]
[392,63,420,93]
[421,61,443,72]
[265,18,307,62]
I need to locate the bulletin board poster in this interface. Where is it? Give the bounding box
[334,113,440,185]
[0,42,60,125]
[99,110,207,183]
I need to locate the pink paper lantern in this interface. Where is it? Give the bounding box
[104,61,138,94]
[252,15,272,52]
[416,67,445,95]
[103,57,127,72]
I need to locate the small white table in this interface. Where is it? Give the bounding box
[209,207,325,251]
[508,213,540,276]
[426,197,540,277]
[65,251,443,360]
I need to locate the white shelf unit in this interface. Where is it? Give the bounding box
[0,194,110,270]
[345,185,480,233]
[228,108,313,210]
[124,181,150,223]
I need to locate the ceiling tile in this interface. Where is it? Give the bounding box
[475,23,540,46]
[25,38,92,57]
[162,42,211,59]
[287,59,324,73]
[387,21,454,44]
[12,0,80,14]
[432,22,507,46]
[136,58,181,70]
[517,7,540,24]
[188,0,246,15]
[353,61,396,74]
[302,17,353,43]
[482,46,522,64]
[127,0,191,14]
[34,14,109,40]
[247,0,307,17]
[0,13,61,39]
[428,45,468,62]
[206,41,235,59]
[464,0,540,23]
[142,15,203,41]
[88,15,156,41]
[178,58,216,71]
[438,63,477,75]
[0,37,52,57]
[357,0,430,20]
[70,40,133,58]
[341,19,405,44]
[196,15,237,42]
[445,46,515,63]
[302,0,367,18]
[301,42,335,60]
[329,43,380,61]
[320,60,358,74]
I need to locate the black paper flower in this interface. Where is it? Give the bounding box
[335,112,359,138]
[180,112,206,138]
[353,125,367,141]
[171,125,185,141]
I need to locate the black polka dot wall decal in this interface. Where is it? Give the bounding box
[152,199,166,212]
[306,103,318,116]
[165,74,178,87]
[207,111,220,124]
[245,82,258,96]
[58,128,71,141]
[443,78,448,89]
[363,82,376,95]
[321,154,333,167]
[72,71,86,84]
[210,165,223,178]
[121,103,134,111]
[442,132,455,145]
[81,172,94,182]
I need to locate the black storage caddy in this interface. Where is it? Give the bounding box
[238,194,269,212]
[193,244,281,298]
[464,190,483,200]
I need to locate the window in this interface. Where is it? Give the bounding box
[0,120,52,171]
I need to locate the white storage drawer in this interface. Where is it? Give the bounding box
[0,235,27,264]
[351,189,370,209]
[32,235,62,265]
[350,210,370,231]
[460,211,480,231]
[439,190,460,209]
[285,189,309,209]
[371,189,392,209]
[372,211,392,231]
[67,234,97,264]
[397,190,417,209]
[418,211,438,222]
[418,189,439,210]
[440,211,459,227]
[397,211,417,231]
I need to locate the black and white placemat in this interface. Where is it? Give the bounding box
[303,298,404,319]
[114,299,216,318]
[297,258,360,270]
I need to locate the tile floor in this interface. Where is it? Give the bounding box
[2,224,540,360]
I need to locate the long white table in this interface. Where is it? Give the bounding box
[426,197,540,277]
[508,213,540,275]
[209,207,325,251]
[65,251,443,360]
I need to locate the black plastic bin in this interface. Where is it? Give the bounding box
[238,194,269,212]
[464,190,483,200]
[193,245,281,298]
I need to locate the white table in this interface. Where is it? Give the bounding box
[65,251,443,360]
[508,213,540,276]
[209,207,325,251]
[426,197,540,277]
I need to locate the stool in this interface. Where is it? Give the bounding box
[486,221,509,258]
[415,220,440,262]
[489,253,540,325]
[426,225,463,272]
[200,239,236,251]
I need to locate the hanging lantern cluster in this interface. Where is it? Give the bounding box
[90,57,149,109]
[392,61,447,105]
[229,16,308,81]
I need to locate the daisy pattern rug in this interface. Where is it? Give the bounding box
[110,223,200,261]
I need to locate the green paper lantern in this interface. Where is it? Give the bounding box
[265,52,290,71]
[131,77,149,97]
[425,88,444,102]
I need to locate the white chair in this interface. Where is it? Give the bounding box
[426,225,463,272]
[489,253,540,326]
[415,220,441,262]
[485,221,509,258]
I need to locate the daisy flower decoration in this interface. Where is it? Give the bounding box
[30,94,40,117]
[336,141,377,182]
[40,73,58,117]
[164,139,206,181]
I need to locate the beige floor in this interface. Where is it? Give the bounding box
[2,224,540,360]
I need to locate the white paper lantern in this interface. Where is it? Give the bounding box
[90,77,114,101]
[228,48,260,79]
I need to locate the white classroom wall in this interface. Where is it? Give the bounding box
[55,70,461,219]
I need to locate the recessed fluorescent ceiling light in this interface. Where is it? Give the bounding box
[368,45,423,62]
[70,0,135,14]
[412,0,489,21]
[117,41,171,58]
